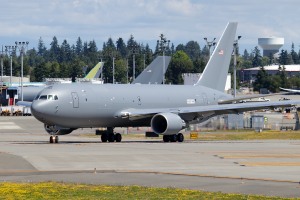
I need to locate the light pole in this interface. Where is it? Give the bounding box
[112,57,115,84]
[15,41,29,101]
[0,46,4,83]
[204,37,216,57]
[157,34,170,84]
[128,43,139,81]
[233,36,241,98]
[5,45,16,86]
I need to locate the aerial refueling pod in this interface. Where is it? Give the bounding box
[151,112,186,135]
[44,124,74,135]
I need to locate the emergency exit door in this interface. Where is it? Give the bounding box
[71,92,79,108]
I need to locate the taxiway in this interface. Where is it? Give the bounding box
[0,116,299,197]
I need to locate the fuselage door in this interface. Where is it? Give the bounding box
[71,92,79,108]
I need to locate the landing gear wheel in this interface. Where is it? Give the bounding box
[115,133,122,142]
[108,134,115,142]
[55,136,59,143]
[163,135,170,142]
[49,136,57,143]
[101,134,108,142]
[177,133,184,142]
[170,134,177,142]
[50,136,54,143]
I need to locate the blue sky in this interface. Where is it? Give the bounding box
[0,0,299,53]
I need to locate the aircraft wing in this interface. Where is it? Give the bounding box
[218,92,290,104]
[116,100,299,121]
[280,87,300,93]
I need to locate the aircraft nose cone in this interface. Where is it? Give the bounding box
[31,101,44,121]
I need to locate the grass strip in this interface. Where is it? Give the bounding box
[0,182,298,200]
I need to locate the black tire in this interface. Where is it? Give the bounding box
[50,136,54,143]
[177,133,184,142]
[115,133,122,142]
[170,134,177,142]
[163,135,170,142]
[108,134,115,142]
[101,134,108,142]
[55,136,59,143]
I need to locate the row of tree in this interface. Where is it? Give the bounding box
[1,35,300,92]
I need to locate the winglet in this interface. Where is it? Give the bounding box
[195,22,238,91]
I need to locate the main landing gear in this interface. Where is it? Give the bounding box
[49,135,59,143]
[163,133,184,143]
[100,127,122,143]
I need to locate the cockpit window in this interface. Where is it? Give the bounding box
[38,94,58,100]
[39,95,47,100]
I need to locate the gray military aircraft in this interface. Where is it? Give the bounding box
[31,22,299,143]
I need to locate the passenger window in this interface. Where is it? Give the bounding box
[39,95,47,100]
[54,95,58,100]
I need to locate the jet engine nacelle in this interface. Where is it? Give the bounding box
[44,124,74,135]
[151,112,186,135]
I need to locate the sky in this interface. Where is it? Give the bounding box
[0,0,300,53]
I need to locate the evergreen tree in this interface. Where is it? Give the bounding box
[166,50,193,84]
[278,65,288,88]
[116,37,127,58]
[37,37,47,56]
[184,41,201,61]
[75,37,83,56]
[242,49,249,60]
[49,36,60,62]
[279,50,288,65]
[252,46,262,67]
[291,43,299,64]
[253,66,270,91]
[60,39,72,62]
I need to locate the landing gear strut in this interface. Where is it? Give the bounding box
[163,133,184,143]
[100,127,122,143]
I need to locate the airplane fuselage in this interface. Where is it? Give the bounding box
[31,83,231,128]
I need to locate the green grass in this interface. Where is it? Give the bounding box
[194,130,300,140]
[82,130,300,141]
[0,182,298,200]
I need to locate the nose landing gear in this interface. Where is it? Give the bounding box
[49,135,59,143]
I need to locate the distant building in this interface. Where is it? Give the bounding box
[240,64,300,83]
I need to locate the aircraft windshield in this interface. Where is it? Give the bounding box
[38,94,58,100]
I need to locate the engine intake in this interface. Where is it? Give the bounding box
[151,113,186,135]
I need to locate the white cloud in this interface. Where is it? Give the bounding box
[0,0,299,51]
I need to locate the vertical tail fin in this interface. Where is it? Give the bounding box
[195,22,237,91]
[132,56,171,84]
[84,62,104,79]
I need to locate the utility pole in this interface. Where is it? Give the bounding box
[128,43,139,81]
[15,41,29,101]
[112,57,115,84]
[204,37,216,57]
[157,34,170,84]
[233,36,242,98]
[5,45,16,86]
[0,46,4,83]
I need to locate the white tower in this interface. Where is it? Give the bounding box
[258,37,284,57]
